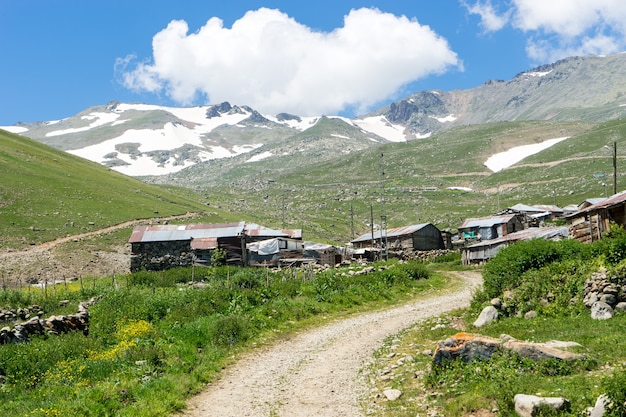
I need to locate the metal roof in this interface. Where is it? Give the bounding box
[190,238,218,250]
[466,226,568,249]
[129,222,246,243]
[459,214,518,229]
[351,223,434,243]
[245,223,302,239]
[570,190,626,216]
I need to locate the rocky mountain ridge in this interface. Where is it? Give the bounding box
[3,52,626,178]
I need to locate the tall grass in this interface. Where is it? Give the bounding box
[0,260,441,416]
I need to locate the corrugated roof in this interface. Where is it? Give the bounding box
[351,223,433,243]
[129,222,245,243]
[190,238,218,250]
[466,226,568,249]
[459,214,517,229]
[571,190,626,215]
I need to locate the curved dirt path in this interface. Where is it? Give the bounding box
[180,270,482,417]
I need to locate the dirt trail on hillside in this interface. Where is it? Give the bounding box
[179,270,482,417]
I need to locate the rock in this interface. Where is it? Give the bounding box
[382,389,402,401]
[514,394,570,417]
[590,394,608,417]
[473,306,498,328]
[600,293,617,307]
[615,302,626,312]
[433,333,583,365]
[490,298,502,308]
[524,310,537,320]
[591,301,614,320]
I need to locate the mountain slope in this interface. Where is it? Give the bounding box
[6,53,626,180]
[0,129,217,250]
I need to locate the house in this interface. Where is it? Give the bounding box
[351,223,445,251]
[458,214,524,241]
[502,203,564,224]
[567,191,626,243]
[247,239,338,267]
[461,227,568,265]
[128,222,302,271]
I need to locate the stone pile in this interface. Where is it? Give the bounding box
[583,270,626,320]
[0,304,44,322]
[0,296,99,344]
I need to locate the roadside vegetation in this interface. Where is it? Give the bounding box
[367,227,626,417]
[0,259,445,416]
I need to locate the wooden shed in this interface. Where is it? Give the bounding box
[351,223,445,251]
[567,191,626,243]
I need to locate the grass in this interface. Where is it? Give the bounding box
[0,130,229,250]
[365,231,626,417]
[0,259,450,416]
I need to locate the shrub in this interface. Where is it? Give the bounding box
[602,369,626,417]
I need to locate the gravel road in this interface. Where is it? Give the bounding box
[180,271,482,417]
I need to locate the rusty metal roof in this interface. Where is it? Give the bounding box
[459,214,518,229]
[351,223,434,243]
[569,190,626,216]
[129,222,245,243]
[190,238,218,250]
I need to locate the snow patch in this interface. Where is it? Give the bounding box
[447,186,473,192]
[1,126,29,133]
[46,112,121,137]
[353,116,406,142]
[431,114,457,123]
[331,134,350,139]
[484,137,569,172]
[525,69,553,77]
[246,151,273,163]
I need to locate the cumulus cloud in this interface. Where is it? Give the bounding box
[116,7,460,116]
[465,0,626,62]
[463,1,511,32]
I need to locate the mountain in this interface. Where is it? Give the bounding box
[3,53,626,180]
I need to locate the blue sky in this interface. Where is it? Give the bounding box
[2,0,626,125]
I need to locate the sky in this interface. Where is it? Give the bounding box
[2,0,626,125]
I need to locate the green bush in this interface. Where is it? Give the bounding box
[602,369,626,417]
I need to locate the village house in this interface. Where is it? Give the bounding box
[461,226,569,265]
[128,222,301,271]
[458,213,524,241]
[247,238,339,267]
[567,191,626,243]
[351,223,445,251]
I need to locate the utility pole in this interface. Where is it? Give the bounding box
[281,191,285,229]
[379,152,387,260]
[613,141,617,195]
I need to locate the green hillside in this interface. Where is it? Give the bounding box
[199,119,620,243]
[0,129,219,250]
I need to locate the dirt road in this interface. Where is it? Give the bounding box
[180,271,482,417]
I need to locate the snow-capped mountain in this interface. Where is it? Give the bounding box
[4,52,626,178]
[2,101,413,177]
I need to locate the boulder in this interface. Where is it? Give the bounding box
[514,394,569,417]
[433,333,583,365]
[591,301,614,320]
[473,306,498,328]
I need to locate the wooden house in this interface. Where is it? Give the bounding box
[458,214,524,241]
[129,222,302,271]
[351,223,445,251]
[461,227,568,265]
[567,191,626,243]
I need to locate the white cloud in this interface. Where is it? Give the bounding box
[464,0,626,62]
[117,7,460,116]
[463,1,511,32]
